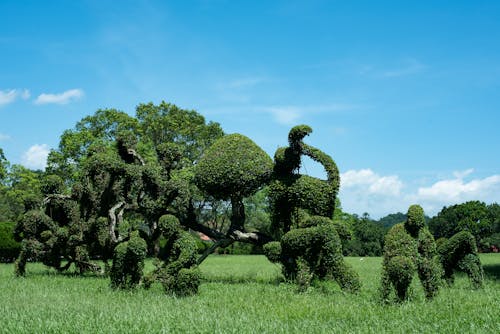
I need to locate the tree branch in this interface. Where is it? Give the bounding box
[109,201,126,244]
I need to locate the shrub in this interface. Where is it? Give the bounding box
[0,222,21,263]
[438,230,483,288]
[160,267,202,297]
[145,214,201,296]
[280,224,360,292]
[194,133,273,201]
[381,205,443,302]
[110,231,147,289]
[263,241,282,263]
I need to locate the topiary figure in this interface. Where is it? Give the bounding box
[144,214,201,296]
[380,205,443,302]
[265,125,358,292]
[269,125,340,235]
[438,230,483,288]
[110,231,147,289]
[266,223,359,292]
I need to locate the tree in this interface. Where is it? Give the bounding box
[194,133,273,258]
[343,213,385,257]
[47,109,141,183]
[429,201,493,244]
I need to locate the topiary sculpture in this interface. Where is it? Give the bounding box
[437,231,483,288]
[144,214,201,296]
[380,205,443,302]
[265,125,359,292]
[269,125,340,235]
[110,230,147,289]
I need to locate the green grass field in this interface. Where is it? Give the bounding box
[1,254,499,333]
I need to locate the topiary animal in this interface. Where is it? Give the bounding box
[380,205,443,302]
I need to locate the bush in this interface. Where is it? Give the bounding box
[381,205,443,302]
[280,224,360,292]
[0,222,21,263]
[263,241,281,263]
[110,231,147,289]
[194,133,273,201]
[438,231,483,288]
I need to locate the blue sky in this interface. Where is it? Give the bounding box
[1,0,499,218]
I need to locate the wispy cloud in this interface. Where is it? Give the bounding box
[21,144,50,170]
[0,133,11,141]
[0,89,30,106]
[358,58,427,78]
[262,106,302,125]
[226,77,268,89]
[262,103,359,126]
[381,58,426,77]
[34,89,84,105]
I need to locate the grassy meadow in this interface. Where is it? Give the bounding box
[0,254,499,333]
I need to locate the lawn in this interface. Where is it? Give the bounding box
[0,254,498,333]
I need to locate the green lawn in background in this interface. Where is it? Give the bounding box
[0,254,498,333]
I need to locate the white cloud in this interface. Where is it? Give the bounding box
[264,106,302,125]
[338,167,500,218]
[0,89,30,106]
[0,133,11,141]
[341,169,403,196]
[34,89,84,105]
[417,171,500,203]
[22,144,50,170]
[262,103,358,126]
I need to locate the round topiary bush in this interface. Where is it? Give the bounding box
[194,133,273,201]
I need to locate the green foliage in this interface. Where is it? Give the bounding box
[343,213,385,257]
[110,231,147,289]
[146,214,201,295]
[429,201,494,244]
[381,205,443,302]
[405,204,425,238]
[438,230,484,288]
[0,222,21,262]
[194,133,273,201]
[162,267,202,297]
[280,224,360,292]
[269,125,340,234]
[263,241,282,263]
[136,101,224,167]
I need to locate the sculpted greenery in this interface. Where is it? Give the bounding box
[380,205,442,302]
[6,102,490,302]
[264,125,359,292]
[381,204,483,303]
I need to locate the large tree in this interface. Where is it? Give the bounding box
[429,201,494,243]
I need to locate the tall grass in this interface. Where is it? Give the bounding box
[0,254,498,333]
